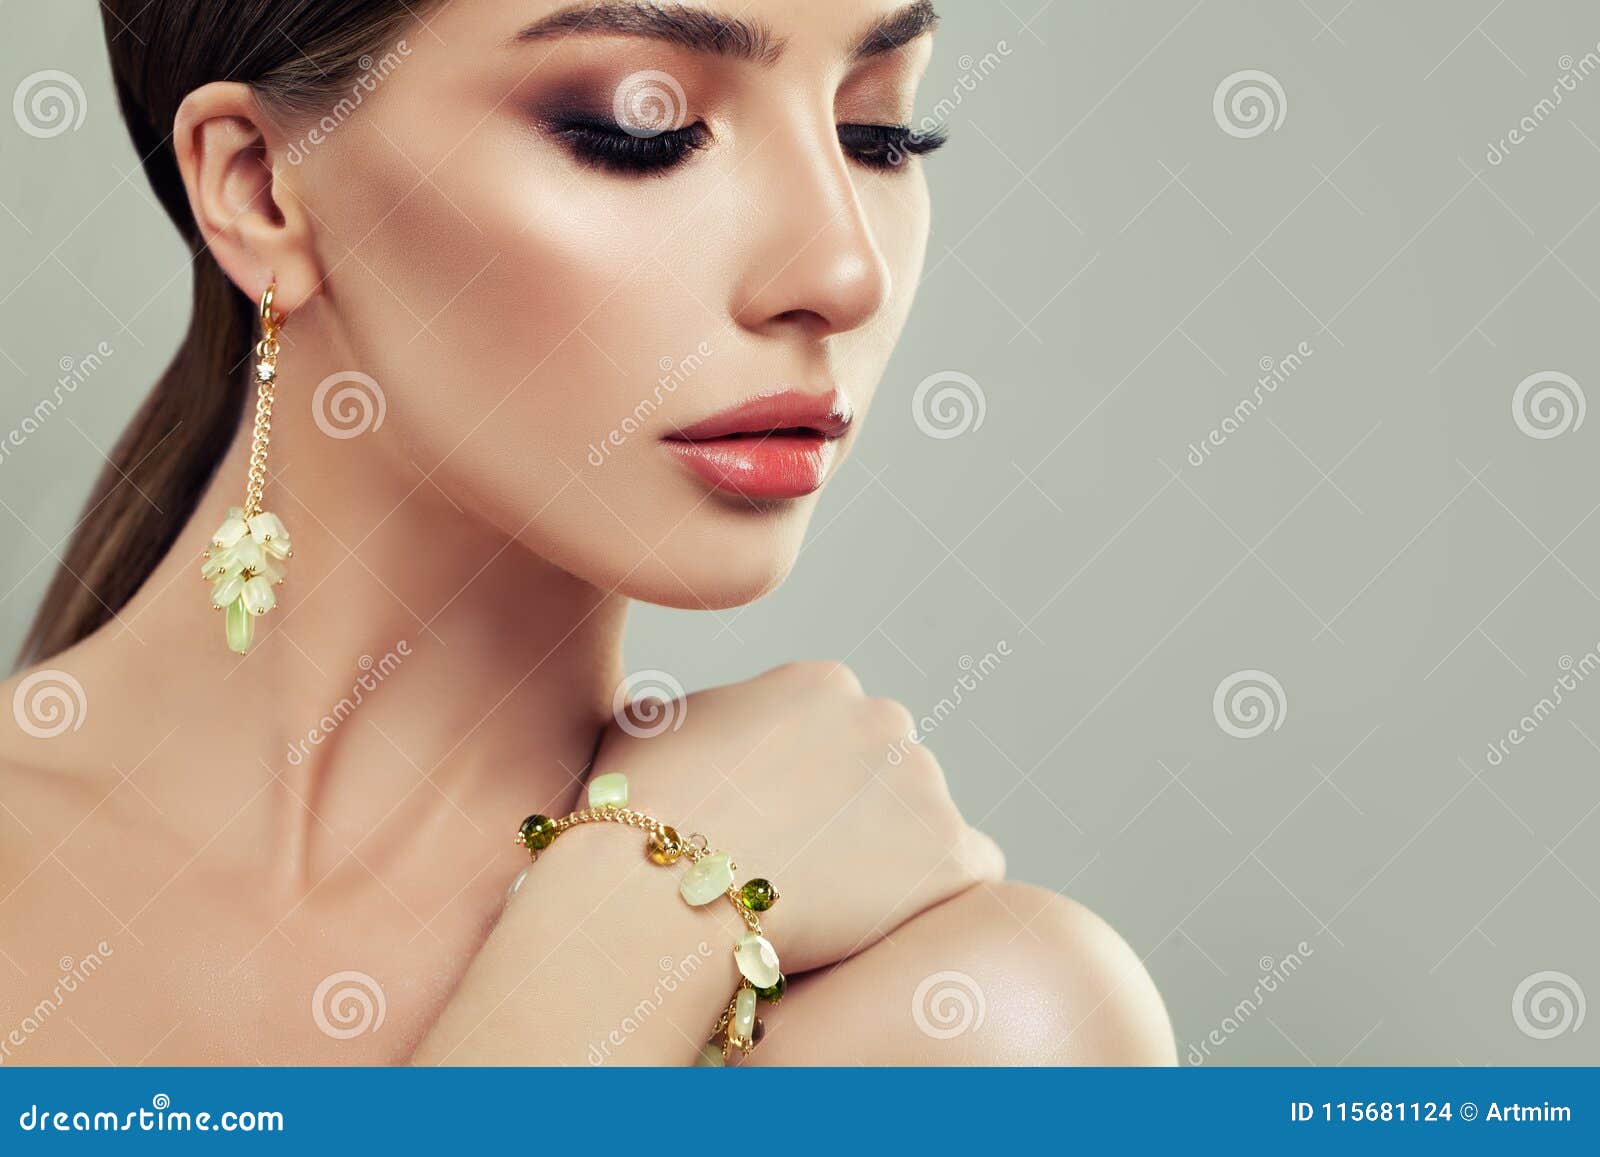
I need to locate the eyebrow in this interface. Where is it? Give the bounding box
[853,0,939,61]
[511,1,938,65]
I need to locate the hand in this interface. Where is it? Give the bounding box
[587,661,1006,974]
[413,661,1003,1066]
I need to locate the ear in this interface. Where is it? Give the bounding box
[172,81,321,317]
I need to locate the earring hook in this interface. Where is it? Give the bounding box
[259,281,282,336]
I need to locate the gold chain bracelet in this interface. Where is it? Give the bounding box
[515,772,784,1065]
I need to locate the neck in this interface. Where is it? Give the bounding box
[79,333,629,898]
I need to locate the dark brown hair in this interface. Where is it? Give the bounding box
[18,1,424,666]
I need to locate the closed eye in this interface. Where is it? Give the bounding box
[550,118,947,178]
[554,118,712,175]
[838,123,948,172]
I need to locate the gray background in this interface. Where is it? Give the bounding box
[3,2,1597,1064]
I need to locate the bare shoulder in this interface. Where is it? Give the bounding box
[0,735,116,946]
[755,882,1177,1066]
[0,753,72,909]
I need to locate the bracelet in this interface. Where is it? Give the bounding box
[515,771,785,1066]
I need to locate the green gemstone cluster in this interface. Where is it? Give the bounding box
[201,508,291,654]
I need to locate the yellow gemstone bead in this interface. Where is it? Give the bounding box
[646,826,685,865]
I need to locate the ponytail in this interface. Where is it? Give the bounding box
[17,256,252,665]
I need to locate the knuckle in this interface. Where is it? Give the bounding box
[862,695,916,739]
[773,659,861,695]
[886,745,958,811]
[820,662,865,695]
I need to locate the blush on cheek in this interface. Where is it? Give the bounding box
[339,138,722,553]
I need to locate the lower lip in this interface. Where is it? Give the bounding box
[662,434,837,501]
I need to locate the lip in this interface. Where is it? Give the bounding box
[663,390,852,501]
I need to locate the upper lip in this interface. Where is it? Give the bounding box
[665,389,853,442]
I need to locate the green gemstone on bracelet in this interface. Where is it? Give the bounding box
[755,974,786,1003]
[679,852,734,906]
[738,878,778,912]
[694,1042,725,1067]
[586,772,628,809]
[731,986,757,1045]
[734,931,781,988]
[518,814,558,851]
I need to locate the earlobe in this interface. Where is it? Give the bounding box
[172,81,321,315]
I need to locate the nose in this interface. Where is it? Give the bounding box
[731,132,893,340]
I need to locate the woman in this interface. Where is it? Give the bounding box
[0,0,1174,1065]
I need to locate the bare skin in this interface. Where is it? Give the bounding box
[0,0,1174,1066]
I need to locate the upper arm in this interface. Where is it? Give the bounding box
[753,881,1177,1066]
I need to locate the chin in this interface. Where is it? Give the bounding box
[602,514,809,611]
[617,551,799,612]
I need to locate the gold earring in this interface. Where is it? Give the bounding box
[199,281,294,654]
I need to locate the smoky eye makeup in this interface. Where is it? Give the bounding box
[549,115,714,175]
[837,122,948,171]
[542,114,947,178]
[524,79,713,176]
[547,116,945,177]
[525,72,947,179]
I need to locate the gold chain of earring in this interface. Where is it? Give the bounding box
[243,284,281,520]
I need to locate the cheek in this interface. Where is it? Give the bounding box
[331,134,711,441]
[312,128,752,592]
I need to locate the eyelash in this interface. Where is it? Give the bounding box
[554,120,712,174]
[553,119,948,175]
[837,123,948,171]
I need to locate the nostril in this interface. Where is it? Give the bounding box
[767,308,833,335]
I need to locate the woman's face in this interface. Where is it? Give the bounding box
[292,0,937,609]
